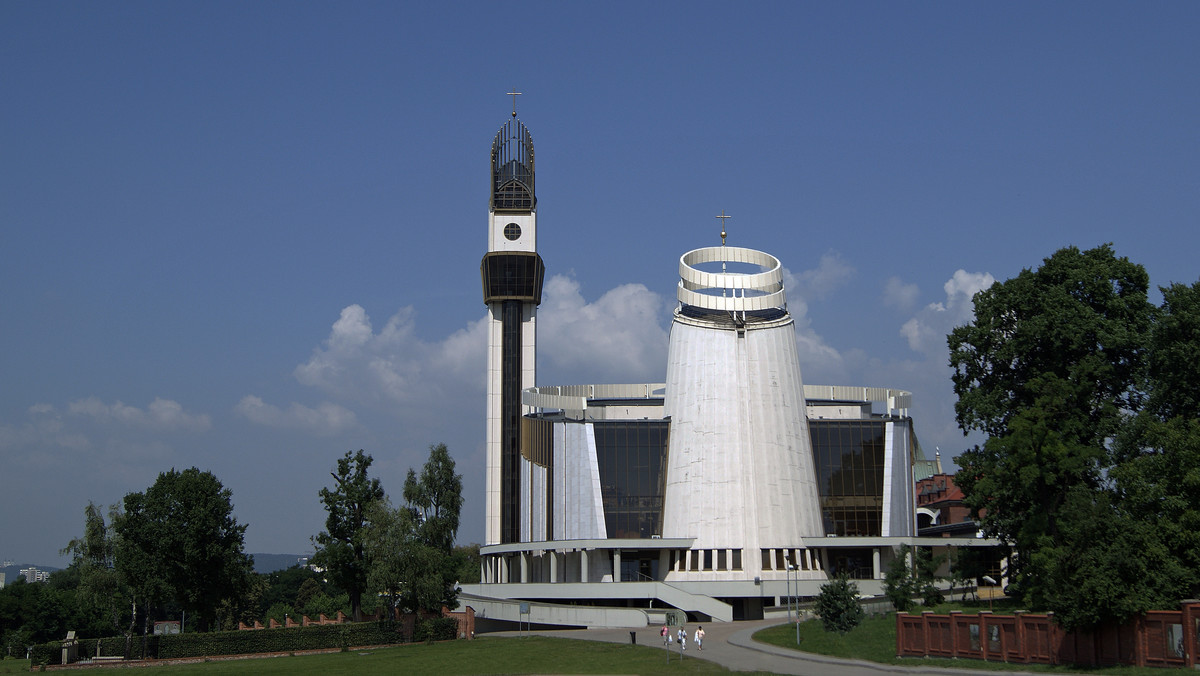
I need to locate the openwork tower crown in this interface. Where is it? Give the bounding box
[491,119,535,212]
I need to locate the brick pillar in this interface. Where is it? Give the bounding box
[1182,600,1199,669]
[949,610,962,658]
[979,611,992,662]
[1135,613,1147,667]
[1013,610,1025,664]
[1047,612,1060,666]
[921,611,933,658]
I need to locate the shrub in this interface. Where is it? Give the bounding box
[815,573,864,633]
[304,592,349,619]
[32,622,406,664]
[413,617,458,643]
[921,582,945,608]
[263,603,294,626]
[883,545,916,612]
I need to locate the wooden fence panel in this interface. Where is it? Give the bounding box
[895,603,1199,670]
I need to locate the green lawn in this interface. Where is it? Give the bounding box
[2,637,767,675]
[753,613,1184,675]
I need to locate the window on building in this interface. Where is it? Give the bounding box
[810,420,887,537]
[593,421,670,539]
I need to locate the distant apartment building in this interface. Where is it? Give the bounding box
[20,567,49,583]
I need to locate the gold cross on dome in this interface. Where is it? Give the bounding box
[507,89,522,117]
[716,210,731,245]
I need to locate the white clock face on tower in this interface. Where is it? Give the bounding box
[504,223,521,241]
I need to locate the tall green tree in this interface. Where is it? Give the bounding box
[366,444,464,615]
[1111,280,1200,601]
[949,244,1153,601]
[949,243,1152,447]
[114,468,254,632]
[61,502,129,632]
[313,450,384,622]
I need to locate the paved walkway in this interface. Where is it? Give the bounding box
[489,619,1090,675]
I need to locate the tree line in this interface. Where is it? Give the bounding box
[0,443,475,655]
[949,243,1200,630]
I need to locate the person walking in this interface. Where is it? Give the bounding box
[678,626,687,651]
[695,625,705,651]
[660,625,669,646]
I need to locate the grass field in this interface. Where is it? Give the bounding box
[0,636,763,675]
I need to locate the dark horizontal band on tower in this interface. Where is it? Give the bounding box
[481,251,545,304]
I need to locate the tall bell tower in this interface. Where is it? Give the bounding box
[481,99,544,545]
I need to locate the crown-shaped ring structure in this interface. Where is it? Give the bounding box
[677,246,785,314]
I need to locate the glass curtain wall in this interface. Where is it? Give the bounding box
[593,421,670,539]
[810,420,886,537]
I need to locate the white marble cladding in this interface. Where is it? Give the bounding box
[882,419,916,537]
[550,421,606,540]
[661,312,825,579]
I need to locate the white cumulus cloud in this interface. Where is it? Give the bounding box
[295,304,489,408]
[900,269,995,356]
[66,396,211,432]
[538,276,670,385]
[882,276,920,311]
[234,395,358,436]
[787,251,855,302]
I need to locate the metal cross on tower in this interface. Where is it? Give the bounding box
[507,89,522,117]
[716,210,731,246]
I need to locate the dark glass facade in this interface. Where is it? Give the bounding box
[810,420,887,537]
[593,421,670,539]
[481,252,545,304]
[500,300,523,543]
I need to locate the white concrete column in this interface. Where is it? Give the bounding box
[659,550,669,579]
[520,552,529,583]
[872,548,882,579]
[580,549,589,583]
[613,550,622,582]
[549,551,558,583]
[500,555,509,583]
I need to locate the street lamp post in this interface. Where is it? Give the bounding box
[787,564,798,645]
[786,561,793,625]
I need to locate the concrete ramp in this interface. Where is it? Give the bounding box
[460,581,734,627]
[462,592,649,629]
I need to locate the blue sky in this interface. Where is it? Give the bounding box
[3,2,1198,566]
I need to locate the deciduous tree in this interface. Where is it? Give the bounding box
[114,468,253,633]
[950,244,1153,609]
[313,450,384,622]
[61,502,129,632]
[366,444,464,615]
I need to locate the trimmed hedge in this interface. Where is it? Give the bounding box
[414,617,458,642]
[30,621,409,665]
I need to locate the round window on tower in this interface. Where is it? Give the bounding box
[504,222,521,241]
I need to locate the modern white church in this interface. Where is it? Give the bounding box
[461,107,990,628]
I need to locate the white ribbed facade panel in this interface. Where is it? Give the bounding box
[484,309,503,545]
[552,421,606,540]
[661,318,826,574]
[882,420,916,537]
